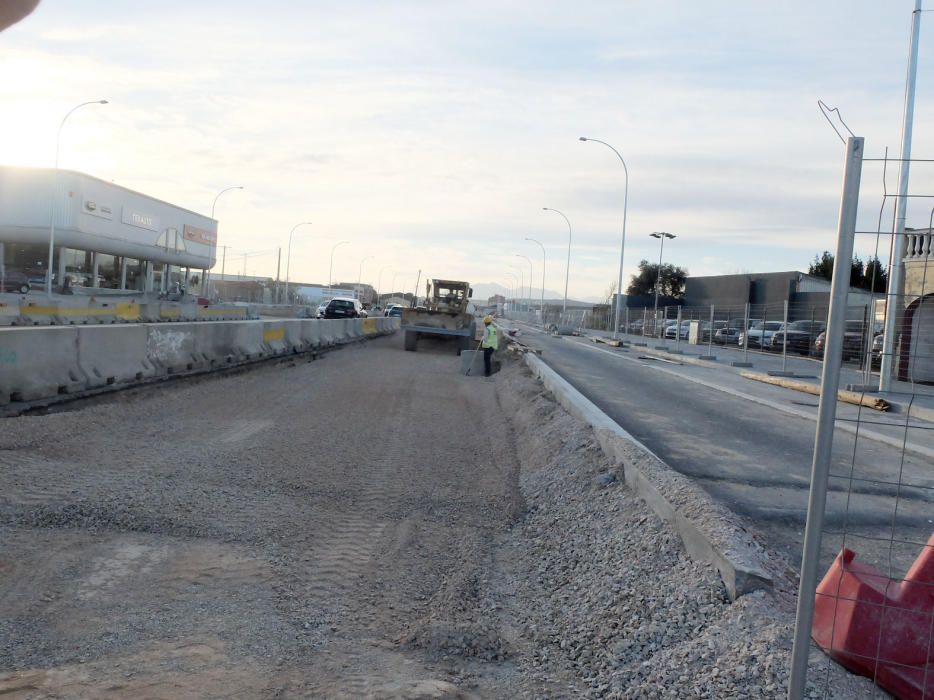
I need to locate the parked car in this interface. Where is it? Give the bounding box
[813,321,876,361]
[766,320,826,355]
[737,321,785,349]
[0,270,30,294]
[664,321,690,340]
[870,333,884,368]
[714,326,742,345]
[323,297,364,319]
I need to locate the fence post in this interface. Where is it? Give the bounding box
[675,305,683,352]
[625,306,630,340]
[788,136,864,699]
[702,303,716,360]
[782,300,789,373]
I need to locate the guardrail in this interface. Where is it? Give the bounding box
[0,317,399,407]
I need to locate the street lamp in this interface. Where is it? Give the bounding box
[525,237,546,327]
[580,136,629,339]
[47,99,109,296]
[504,271,520,317]
[650,232,676,337]
[508,264,524,314]
[376,265,390,306]
[543,207,573,314]
[211,186,244,219]
[207,186,244,297]
[284,221,313,303]
[357,255,372,301]
[515,253,533,314]
[328,240,349,288]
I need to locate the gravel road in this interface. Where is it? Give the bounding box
[0,334,883,698]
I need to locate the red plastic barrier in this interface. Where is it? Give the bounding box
[812,532,934,699]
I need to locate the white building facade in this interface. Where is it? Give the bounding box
[0,166,217,294]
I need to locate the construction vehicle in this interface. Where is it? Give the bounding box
[401,279,476,353]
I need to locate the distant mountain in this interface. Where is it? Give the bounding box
[470,282,596,307]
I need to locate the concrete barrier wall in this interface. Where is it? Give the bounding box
[0,327,85,404]
[3,297,256,326]
[0,316,397,408]
[77,325,156,388]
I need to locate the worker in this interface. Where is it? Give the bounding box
[480,315,498,377]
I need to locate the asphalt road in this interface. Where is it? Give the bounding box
[515,328,933,574]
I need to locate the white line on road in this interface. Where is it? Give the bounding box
[535,332,934,460]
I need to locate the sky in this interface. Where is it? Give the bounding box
[3,1,934,301]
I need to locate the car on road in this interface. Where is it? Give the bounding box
[737,321,785,349]
[0,270,31,294]
[323,297,364,319]
[316,302,329,318]
[766,320,826,355]
[386,305,404,318]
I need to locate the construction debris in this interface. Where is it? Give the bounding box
[740,371,891,412]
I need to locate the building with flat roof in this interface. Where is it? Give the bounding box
[0,165,217,295]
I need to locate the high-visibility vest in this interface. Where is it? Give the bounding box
[482,324,499,350]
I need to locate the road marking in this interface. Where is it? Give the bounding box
[532,330,934,460]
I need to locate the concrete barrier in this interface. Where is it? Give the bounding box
[300,319,322,349]
[77,325,156,388]
[281,319,305,352]
[262,321,290,355]
[0,327,86,403]
[0,317,398,409]
[317,319,337,346]
[146,324,201,373]
[18,300,58,325]
[116,302,142,323]
[0,298,21,326]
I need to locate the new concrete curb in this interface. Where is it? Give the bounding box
[524,352,773,600]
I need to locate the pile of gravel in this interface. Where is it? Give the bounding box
[490,363,884,699]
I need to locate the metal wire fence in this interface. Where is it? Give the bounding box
[785,139,934,698]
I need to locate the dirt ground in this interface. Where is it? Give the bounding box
[0,333,882,698]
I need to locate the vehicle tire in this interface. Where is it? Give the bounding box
[18,284,28,294]
[404,330,418,352]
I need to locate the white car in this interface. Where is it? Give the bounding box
[738,321,785,349]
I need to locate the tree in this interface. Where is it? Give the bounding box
[807,250,888,292]
[863,256,888,293]
[809,251,835,281]
[626,260,688,298]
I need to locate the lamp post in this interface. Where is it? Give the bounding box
[357,255,372,302]
[47,99,109,296]
[580,136,629,339]
[650,232,676,337]
[504,271,520,317]
[207,186,243,297]
[376,266,390,307]
[514,254,533,315]
[211,186,244,219]
[328,240,350,289]
[284,221,313,303]
[525,237,546,327]
[543,207,572,314]
[508,264,524,315]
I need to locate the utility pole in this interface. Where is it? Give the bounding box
[880,0,922,391]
